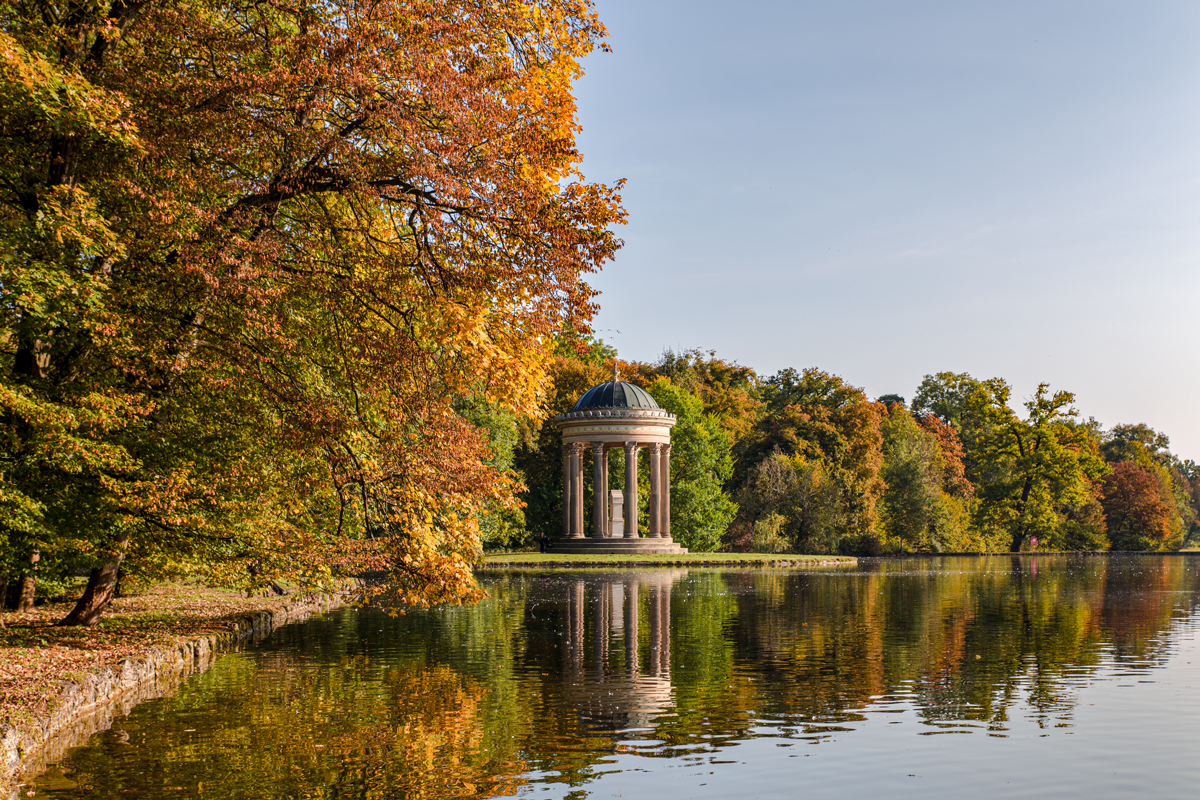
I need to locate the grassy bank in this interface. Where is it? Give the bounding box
[0,584,307,731]
[480,552,856,567]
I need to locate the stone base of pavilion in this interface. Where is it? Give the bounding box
[551,536,688,555]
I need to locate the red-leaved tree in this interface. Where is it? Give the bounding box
[1101,461,1174,550]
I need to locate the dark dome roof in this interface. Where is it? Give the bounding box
[572,381,660,411]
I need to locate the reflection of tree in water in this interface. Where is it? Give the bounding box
[472,558,1200,764]
[40,650,526,799]
[1100,556,1189,661]
[32,557,1200,799]
[719,556,1200,735]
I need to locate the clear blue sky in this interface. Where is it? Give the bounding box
[573,0,1200,460]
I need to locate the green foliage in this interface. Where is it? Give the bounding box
[735,451,839,553]
[552,331,618,366]
[457,396,525,549]
[878,405,970,552]
[912,372,982,429]
[731,368,883,553]
[749,513,790,554]
[967,383,1108,551]
[646,379,736,552]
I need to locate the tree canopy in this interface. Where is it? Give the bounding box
[1,0,624,622]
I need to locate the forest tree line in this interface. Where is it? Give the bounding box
[487,343,1200,555]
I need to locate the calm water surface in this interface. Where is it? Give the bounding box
[28,556,1200,799]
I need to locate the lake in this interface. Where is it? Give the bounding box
[27,555,1200,799]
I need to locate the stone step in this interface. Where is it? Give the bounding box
[549,538,689,555]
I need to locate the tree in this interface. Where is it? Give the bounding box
[733,368,884,553]
[1101,462,1175,550]
[652,349,762,440]
[646,379,736,552]
[913,371,1012,479]
[912,372,986,430]
[2,0,624,623]
[1101,424,1192,544]
[878,404,971,552]
[916,413,974,499]
[734,449,841,553]
[969,384,1108,552]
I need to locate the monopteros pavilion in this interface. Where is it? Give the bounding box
[553,373,688,554]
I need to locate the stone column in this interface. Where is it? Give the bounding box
[647,584,662,677]
[568,579,584,674]
[662,444,672,538]
[658,580,671,676]
[601,447,610,537]
[647,443,662,538]
[571,443,585,538]
[623,441,639,538]
[562,443,572,538]
[594,580,610,673]
[624,578,639,677]
[592,442,607,539]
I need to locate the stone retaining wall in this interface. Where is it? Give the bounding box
[1,591,347,796]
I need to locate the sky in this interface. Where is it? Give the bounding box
[571,0,1200,460]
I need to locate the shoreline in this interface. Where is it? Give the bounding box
[1,588,348,795]
[478,552,857,568]
[479,550,1200,569]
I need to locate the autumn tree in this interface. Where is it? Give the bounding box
[1,0,624,622]
[651,349,762,440]
[916,413,974,499]
[1101,424,1193,544]
[732,368,884,553]
[878,402,973,552]
[1101,462,1176,550]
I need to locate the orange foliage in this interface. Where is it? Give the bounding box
[1,0,624,615]
[1101,461,1174,549]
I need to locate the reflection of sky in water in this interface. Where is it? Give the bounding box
[28,556,1200,800]
[549,629,1200,800]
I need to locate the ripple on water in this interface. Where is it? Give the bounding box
[25,556,1200,800]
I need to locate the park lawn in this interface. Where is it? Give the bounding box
[0,583,308,730]
[480,552,856,566]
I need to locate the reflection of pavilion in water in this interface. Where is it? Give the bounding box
[560,571,686,734]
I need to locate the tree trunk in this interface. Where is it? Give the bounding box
[16,575,36,612]
[15,549,39,612]
[58,534,130,626]
[1010,477,1034,552]
[0,572,8,628]
[246,563,286,597]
